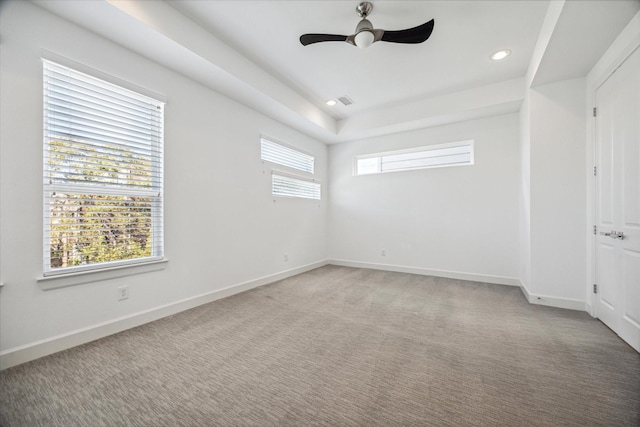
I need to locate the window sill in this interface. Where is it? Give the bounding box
[37,258,169,290]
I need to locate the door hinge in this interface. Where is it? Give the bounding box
[593,166,597,176]
[593,107,597,117]
[593,225,597,235]
[593,284,598,294]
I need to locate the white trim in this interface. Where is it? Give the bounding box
[271,172,321,200]
[260,136,315,175]
[585,302,595,318]
[41,50,167,103]
[329,261,585,312]
[518,280,586,311]
[38,258,169,289]
[47,183,160,198]
[587,11,640,91]
[328,259,520,287]
[271,169,319,183]
[354,140,474,176]
[1,260,328,370]
[586,10,640,319]
[260,134,314,160]
[519,279,532,301]
[42,59,165,276]
[356,140,474,161]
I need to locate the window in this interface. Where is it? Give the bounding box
[261,136,320,200]
[43,60,164,275]
[355,140,474,175]
[272,172,321,200]
[261,137,314,174]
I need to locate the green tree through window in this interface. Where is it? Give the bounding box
[44,60,163,274]
[48,140,154,267]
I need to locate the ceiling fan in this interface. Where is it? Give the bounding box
[300,2,434,49]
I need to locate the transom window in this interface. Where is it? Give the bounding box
[355,140,474,175]
[43,60,164,275]
[261,137,314,174]
[261,137,320,200]
[272,172,321,200]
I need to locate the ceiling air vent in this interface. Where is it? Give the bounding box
[338,96,354,106]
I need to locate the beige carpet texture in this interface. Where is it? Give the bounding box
[1,266,639,426]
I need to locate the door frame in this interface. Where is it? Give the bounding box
[586,14,640,318]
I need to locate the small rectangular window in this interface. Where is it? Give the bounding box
[355,140,473,175]
[272,172,320,200]
[261,137,314,174]
[43,60,164,275]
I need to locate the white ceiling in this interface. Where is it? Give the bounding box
[532,0,640,87]
[167,1,548,119]
[33,0,640,144]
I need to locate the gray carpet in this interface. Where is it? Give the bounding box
[1,265,639,426]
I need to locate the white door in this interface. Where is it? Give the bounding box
[595,46,640,352]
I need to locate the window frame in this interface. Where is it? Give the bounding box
[260,136,320,201]
[260,136,315,174]
[42,59,165,277]
[354,140,474,176]
[271,170,321,200]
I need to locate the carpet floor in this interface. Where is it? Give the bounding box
[1,265,639,426]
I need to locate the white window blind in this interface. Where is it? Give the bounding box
[43,60,164,275]
[272,173,321,200]
[355,141,473,175]
[261,137,314,173]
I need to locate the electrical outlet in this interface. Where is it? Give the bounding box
[118,285,129,301]
[381,249,386,256]
[284,253,288,262]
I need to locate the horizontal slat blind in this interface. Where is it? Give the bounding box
[272,173,321,200]
[43,60,164,275]
[356,141,473,175]
[382,145,471,172]
[261,138,314,173]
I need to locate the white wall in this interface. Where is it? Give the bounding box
[527,78,587,306]
[519,91,532,290]
[328,114,520,284]
[0,1,327,367]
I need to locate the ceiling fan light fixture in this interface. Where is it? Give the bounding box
[490,49,511,61]
[355,30,375,48]
[299,2,434,48]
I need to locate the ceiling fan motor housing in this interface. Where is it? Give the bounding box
[356,19,373,32]
[354,19,375,48]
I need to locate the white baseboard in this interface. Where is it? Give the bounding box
[329,260,587,312]
[518,280,585,311]
[328,259,520,287]
[585,302,595,317]
[519,280,532,301]
[0,260,328,370]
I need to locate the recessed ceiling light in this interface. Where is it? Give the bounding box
[326,100,337,106]
[490,49,511,61]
